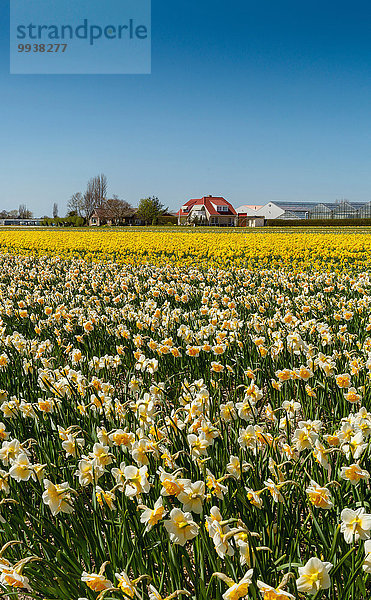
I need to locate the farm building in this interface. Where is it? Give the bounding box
[237,200,371,220]
[178,197,371,226]
[177,196,237,226]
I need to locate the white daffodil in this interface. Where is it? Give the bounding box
[214,569,254,600]
[257,580,295,599]
[164,508,199,546]
[81,564,112,592]
[296,557,332,595]
[340,507,371,543]
[177,480,206,514]
[226,455,248,480]
[8,453,34,482]
[122,465,151,498]
[139,497,166,532]
[306,480,333,510]
[340,463,370,485]
[42,479,74,516]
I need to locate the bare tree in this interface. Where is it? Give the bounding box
[92,174,107,208]
[68,175,108,220]
[18,204,33,219]
[53,203,58,218]
[104,196,133,223]
[67,192,84,216]
[81,178,96,219]
[80,174,108,218]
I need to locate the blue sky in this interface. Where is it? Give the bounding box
[1,0,371,216]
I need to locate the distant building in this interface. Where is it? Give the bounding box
[237,214,265,227]
[177,196,237,226]
[236,205,263,214]
[0,218,43,226]
[239,202,315,220]
[237,200,371,221]
[308,200,370,219]
[89,207,143,226]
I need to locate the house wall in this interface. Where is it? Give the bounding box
[213,215,236,226]
[178,213,236,226]
[255,203,284,219]
[238,215,265,227]
[249,217,265,227]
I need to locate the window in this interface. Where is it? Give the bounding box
[359,202,371,218]
[217,205,228,212]
[333,201,356,219]
[309,204,333,219]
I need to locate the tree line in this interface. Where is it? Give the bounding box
[1,175,170,227]
[66,174,168,225]
[0,204,33,219]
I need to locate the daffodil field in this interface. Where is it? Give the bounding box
[0,228,370,270]
[0,229,370,600]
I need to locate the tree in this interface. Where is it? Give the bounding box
[53,203,58,218]
[81,178,96,220]
[80,174,108,219]
[18,204,33,219]
[67,175,108,222]
[68,193,84,217]
[92,174,107,208]
[66,173,107,221]
[104,196,132,224]
[137,196,168,226]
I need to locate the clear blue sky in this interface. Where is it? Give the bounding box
[1,0,371,216]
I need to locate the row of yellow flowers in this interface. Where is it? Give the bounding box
[0,228,370,269]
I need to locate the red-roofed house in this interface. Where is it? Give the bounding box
[177,196,237,226]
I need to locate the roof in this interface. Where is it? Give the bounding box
[273,202,317,212]
[236,205,260,215]
[320,202,365,211]
[91,206,137,219]
[270,200,368,212]
[177,196,237,217]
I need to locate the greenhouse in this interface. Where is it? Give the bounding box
[358,201,371,218]
[269,200,371,220]
[308,203,333,219]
